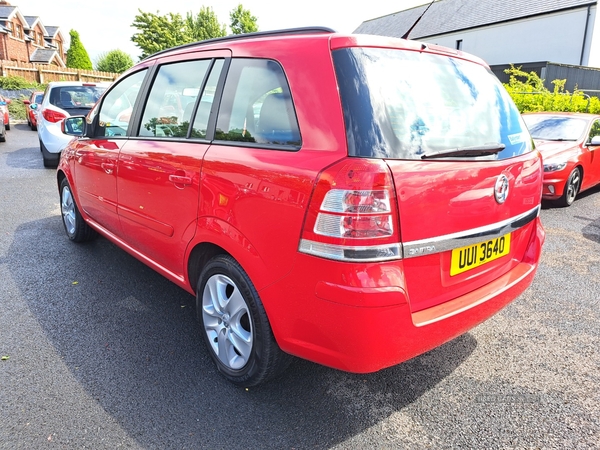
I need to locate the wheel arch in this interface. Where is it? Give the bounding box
[187,242,230,294]
[57,169,67,192]
[185,218,271,296]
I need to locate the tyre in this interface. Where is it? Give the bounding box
[31,123,37,131]
[556,167,581,207]
[197,255,292,387]
[59,178,97,242]
[5,122,9,131]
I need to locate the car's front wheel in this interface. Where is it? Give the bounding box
[557,167,581,207]
[59,178,97,242]
[197,255,292,387]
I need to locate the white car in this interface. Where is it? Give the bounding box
[38,81,110,167]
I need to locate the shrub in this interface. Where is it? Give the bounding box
[504,65,596,113]
[8,96,28,120]
[0,75,44,90]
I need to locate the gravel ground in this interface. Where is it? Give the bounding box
[1,124,599,449]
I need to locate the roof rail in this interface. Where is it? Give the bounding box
[144,27,337,61]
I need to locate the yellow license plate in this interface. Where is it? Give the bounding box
[450,234,511,276]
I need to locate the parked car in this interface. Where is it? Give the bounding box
[0,109,6,142]
[37,81,109,167]
[23,90,44,131]
[522,112,600,206]
[0,94,11,131]
[57,28,545,387]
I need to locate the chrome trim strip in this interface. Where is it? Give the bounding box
[299,239,402,262]
[402,205,540,259]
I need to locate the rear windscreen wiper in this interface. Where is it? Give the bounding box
[421,143,505,159]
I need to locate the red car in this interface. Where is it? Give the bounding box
[23,90,44,131]
[57,28,545,386]
[522,112,600,206]
[0,94,11,130]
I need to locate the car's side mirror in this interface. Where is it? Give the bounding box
[30,103,38,110]
[0,101,6,106]
[589,135,600,146]
[62,116,86,137]
[23,100,30,105]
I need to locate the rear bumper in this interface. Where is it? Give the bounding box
[38,120,73,154]
[260,217,545,373]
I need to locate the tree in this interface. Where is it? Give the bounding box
[186,7,227,42]
[95,50,134,74]
[230,4,259,35]
[131,10,189,59]
[66,30,93,70]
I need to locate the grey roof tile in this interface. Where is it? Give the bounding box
[23,15,39,28]
[30,48,57,64]
[354,0,596,39]
[0,6,16,20]
[44,25,59,38]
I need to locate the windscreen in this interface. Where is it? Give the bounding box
[522,115,586,141]
[333,48,532,160]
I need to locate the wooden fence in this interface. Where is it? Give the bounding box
[0,60,119,84]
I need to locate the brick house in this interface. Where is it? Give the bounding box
[0,0,66,67]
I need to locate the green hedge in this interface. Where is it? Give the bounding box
[504,65,600,113]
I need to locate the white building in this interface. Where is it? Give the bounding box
[355,0,600,77]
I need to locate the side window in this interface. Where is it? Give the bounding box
[589,120,600,144]
[215,59,301,147]
[139,60,212,138]
[98,70,147,137]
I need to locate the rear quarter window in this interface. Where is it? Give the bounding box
[215,59,301,148]
[333,48,531,161]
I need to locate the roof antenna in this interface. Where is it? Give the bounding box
[401,0,436,40]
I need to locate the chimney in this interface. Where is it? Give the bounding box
[0,1,12,5]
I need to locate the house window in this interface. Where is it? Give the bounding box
[5,21,12,34]
[456,39,463,50]
[15,24,23,40]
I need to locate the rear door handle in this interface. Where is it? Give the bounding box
[169,174,192,188]
[101,162,115,174]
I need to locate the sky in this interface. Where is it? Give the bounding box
[21,0,429,63]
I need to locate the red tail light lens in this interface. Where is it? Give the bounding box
[299,158,401,262]
[42,109,67,123]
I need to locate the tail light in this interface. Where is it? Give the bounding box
[299,158,401,262]
[42,109,67,123]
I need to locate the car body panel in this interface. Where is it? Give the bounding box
[57,29,544,375]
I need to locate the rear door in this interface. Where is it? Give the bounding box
[333,45,543,312]
[116,54,227,277]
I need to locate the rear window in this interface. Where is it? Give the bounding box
[333,48,531,160]
[50,85,106,110]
